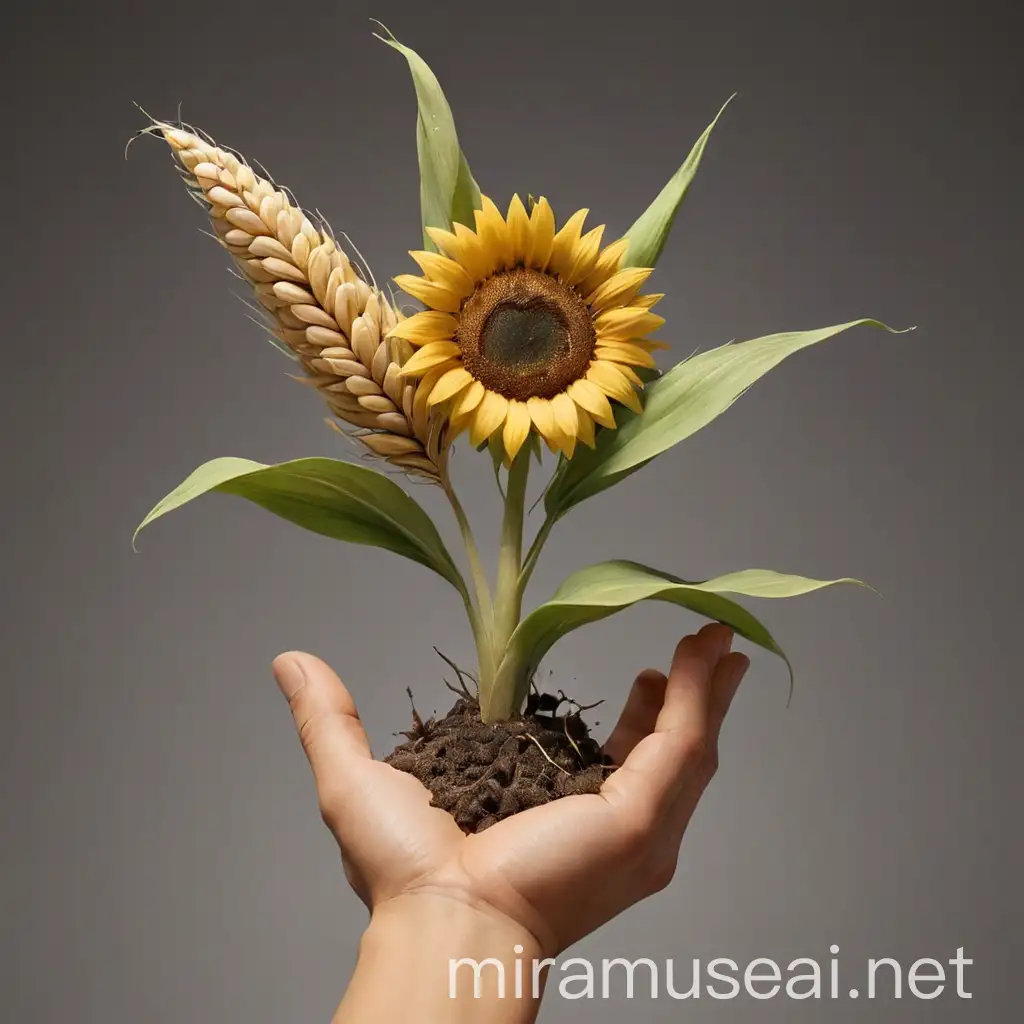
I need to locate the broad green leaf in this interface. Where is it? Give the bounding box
[134,456,465,592]
[696,568,869,598]
[547,319,907,518]
[376,27,481,248]
[490,560,861,716]
[622,95,735,269]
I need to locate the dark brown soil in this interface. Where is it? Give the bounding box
[384,688,615,833]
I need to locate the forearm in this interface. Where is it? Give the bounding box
[334,893,545,1024]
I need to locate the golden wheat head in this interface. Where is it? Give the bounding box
[148,121,450,482]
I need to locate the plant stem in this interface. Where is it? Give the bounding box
[517,512,556,599]
[494,451,531,651]
[481,451,531,721]
[443,478,495,691]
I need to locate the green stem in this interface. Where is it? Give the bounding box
[479,508,559,722]
[443,479,495,691]
[517,513,556,599]
[481,451,531,721]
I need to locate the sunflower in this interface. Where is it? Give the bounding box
[389,195,667,462]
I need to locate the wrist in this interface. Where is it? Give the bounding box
[334,891,546,1024]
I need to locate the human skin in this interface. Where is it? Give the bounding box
[272,623,749,1022]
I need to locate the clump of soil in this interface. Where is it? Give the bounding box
[385,687,614,833]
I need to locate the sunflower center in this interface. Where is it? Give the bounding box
[456,268,595,401]
[480,302,568,368]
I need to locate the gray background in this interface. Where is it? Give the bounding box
[2,0,1021,1020]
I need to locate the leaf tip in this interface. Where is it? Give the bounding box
[820,575,880,598]
[704,93,738,133]
[369,18,398,44]
[765,641,795,706]
[868,319,917,336]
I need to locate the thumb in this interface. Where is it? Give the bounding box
[272,651,373,788]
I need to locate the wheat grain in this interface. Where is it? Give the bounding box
[149,120,450,482]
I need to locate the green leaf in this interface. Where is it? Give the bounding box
[547,319,908,518]
[134,456,465,592]
[621,95,735,269]
[452,150,482,233]
[528,432,544,466]
[695,568,871,598]
[490,560,862,716]
[375,26,481,249]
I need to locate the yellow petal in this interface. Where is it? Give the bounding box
[551,422,577,459]
[387,309,458,346]
[409,250,475,298]
[564,225,605,286]
[469,390,509,446]
[474,195,513,276]
[593,306,666,342]
[618,364,645,388]
[585,266,653,311]
[630,338,671,352]
[530,394,575,456]
[594,342,658,368]
[502,399,532,462]
[548,208,588,279]
[453,378,485,416]
[532,394,574,456]
[526,197,556,271]
[399,341,462,377]
[426,224,491,284]
[393,274,463,314]
[506,195,531,267]
[527,395,558,444]
[567,377,617,429]
[413,362,457,434]
[449,382,484,437]
[426,366,474,406]
[633,291,664,310]
[587,360,643,414]
[453,223,493,283]
[575,407,596,448]
[447,412,471,440]
[551,392,580,440]
[579,238,630,297]
[423,225,461,259]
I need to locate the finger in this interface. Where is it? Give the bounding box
[602,669,667,765]
[653,624,730,735]
[697,622,734,676]
[663,650,750,841]
[604,626,729,813]
[707,651,749,749]
[272,652,373,784]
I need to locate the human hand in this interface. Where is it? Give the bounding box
[272,623,748,961]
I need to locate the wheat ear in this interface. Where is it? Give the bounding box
[149,121,449,482]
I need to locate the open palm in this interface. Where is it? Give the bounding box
[273,623,748,956]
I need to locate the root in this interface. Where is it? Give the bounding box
[519,733,570,775]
